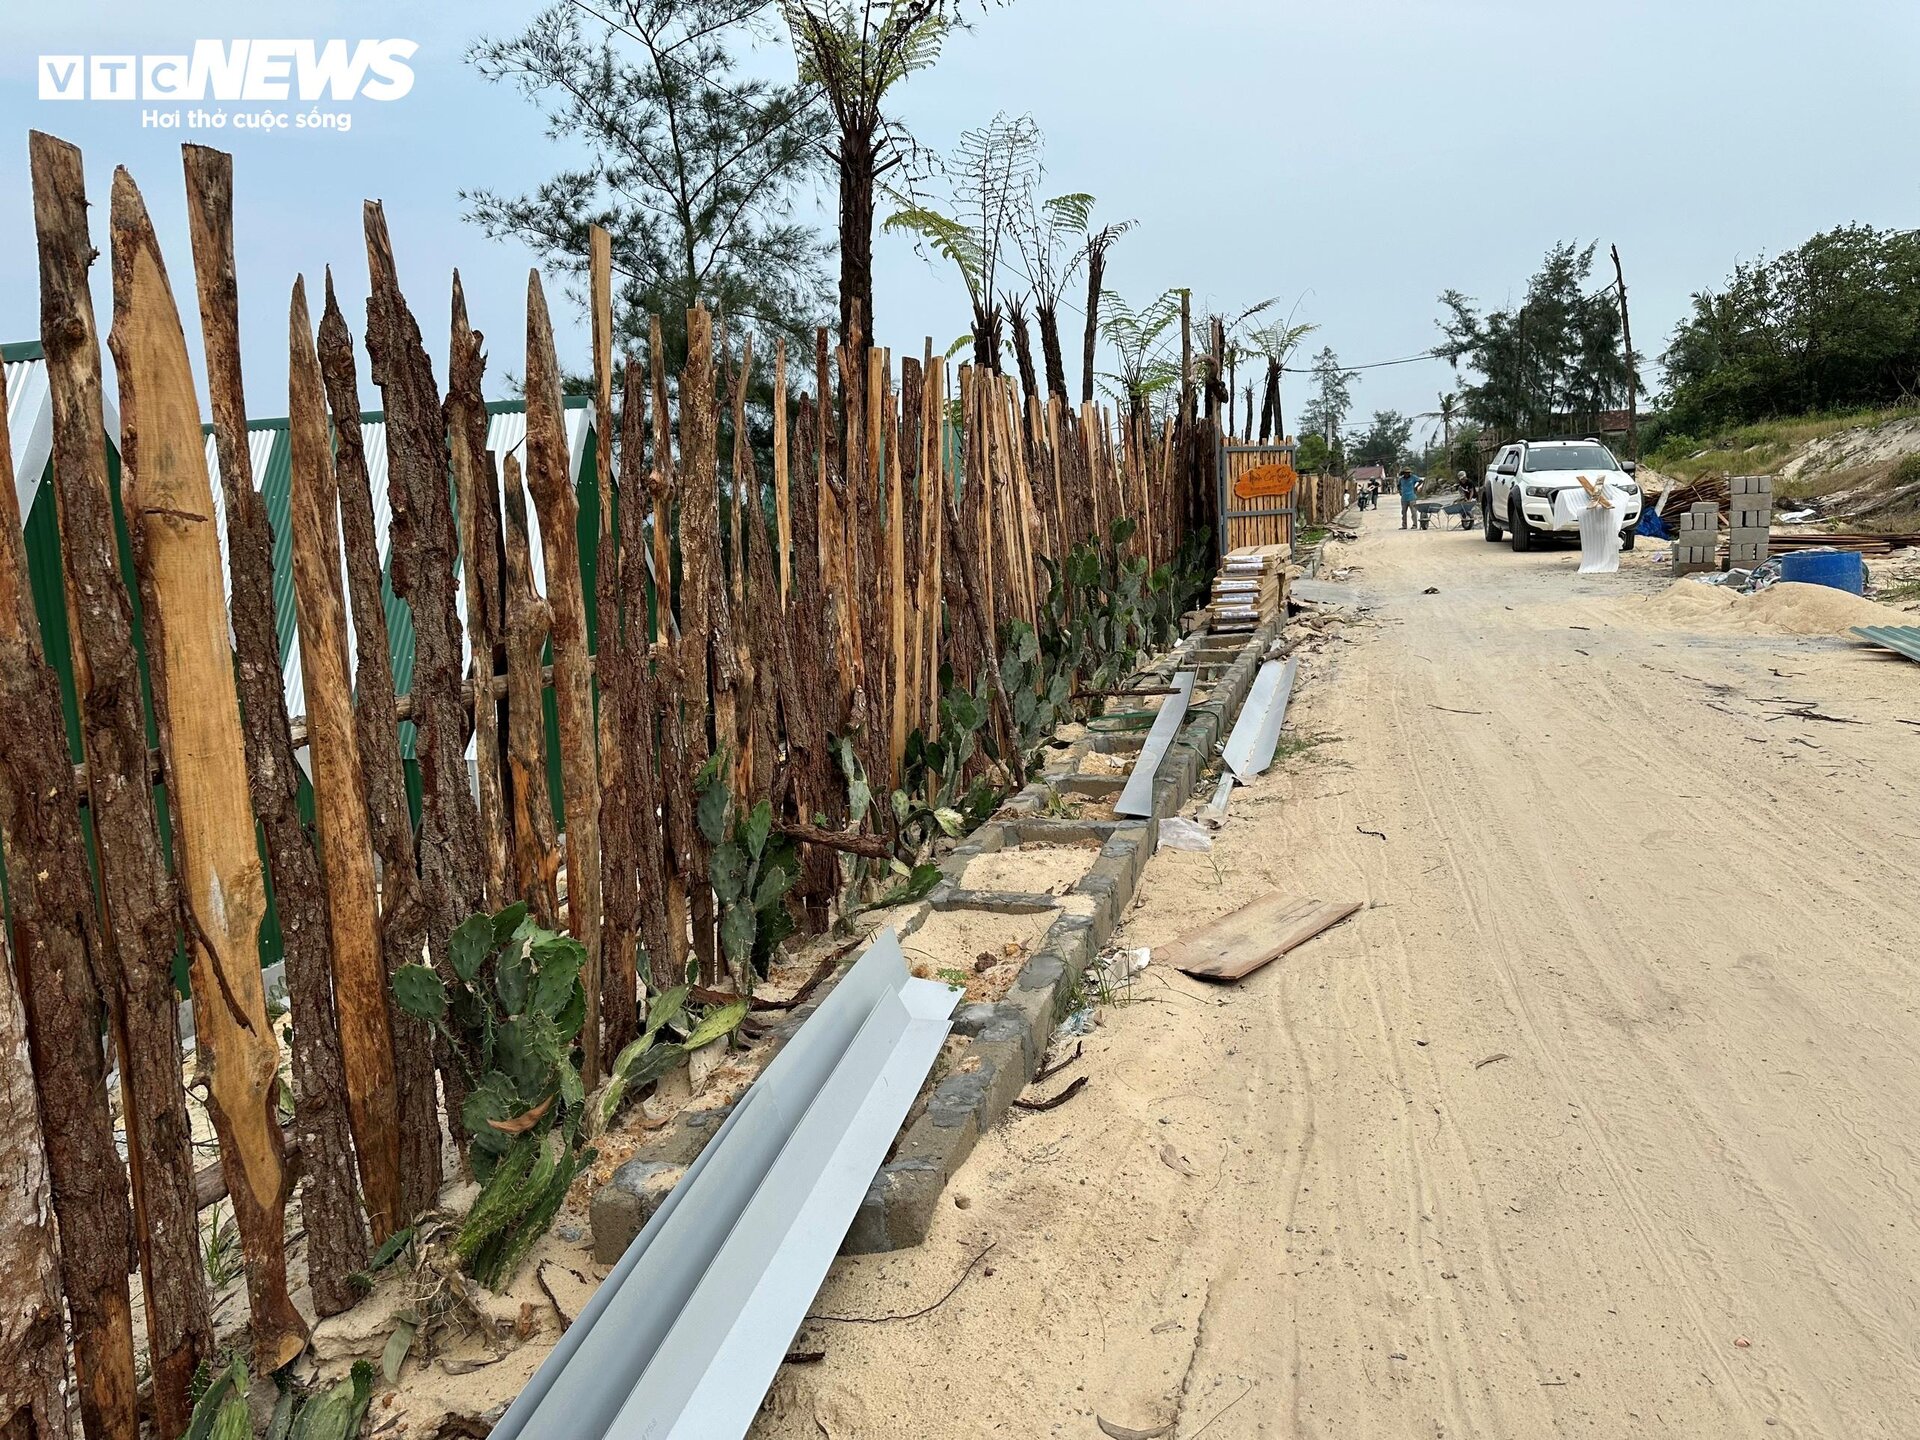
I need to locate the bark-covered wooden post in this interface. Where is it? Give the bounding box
[0,922,71,1440]
[523,271,604,1079]
[591,229,639,1055]
[677,308,720,983]
[289,275,407,1242]
[31,131,213,1438]
[502,458,561,926]
[612,357,674,1004]
[727,335,760,802]
[363,201,484,1146]
[774,338,792,608]
[181,145,371,1309]
[0,367,104,1440]
[108,166,307,1373]
[646,332,694,982]
[316,276,443,1216]
[448,274,509,911]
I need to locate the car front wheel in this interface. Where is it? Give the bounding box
[1620,527,1637,551]
[1483,488,1503,542]
[1509,496,1533,552]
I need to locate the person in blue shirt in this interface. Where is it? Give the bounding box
[1398,468,1421,528]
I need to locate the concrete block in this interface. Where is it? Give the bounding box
[591,1159,687,1264]
[844,1155,945,1254]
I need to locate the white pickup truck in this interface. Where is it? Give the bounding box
[1483,439,1642,552]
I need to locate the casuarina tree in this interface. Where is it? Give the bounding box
[466,1,830,369]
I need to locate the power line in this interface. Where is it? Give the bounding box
[1281,349,1448,375]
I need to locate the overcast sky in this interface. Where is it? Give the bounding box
[4,0,1918,451]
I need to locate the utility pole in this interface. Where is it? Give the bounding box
[1610,243,1639,461]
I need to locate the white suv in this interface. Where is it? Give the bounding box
[1483,439,1642,552]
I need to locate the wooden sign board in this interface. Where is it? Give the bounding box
[1232,460,1299,502]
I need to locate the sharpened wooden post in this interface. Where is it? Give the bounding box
[523,271,604,1082]
[363,201,484,1154]
[108,165,306,1373]
[32,132,212,1438]
[288,275,405,1241]
[503,458,561,926]
[590,229,638,1054]
[0,362,114,1440]
[887,366,908,787]
[449,274,509,911]
[316,275,443,1215]
[677,307,719,983]
[182,144,371,1307]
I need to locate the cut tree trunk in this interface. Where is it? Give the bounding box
[836,133,876,359]
[0,361,114,1440]
[31,131,212,1439]
[447,274,509,911]
[108,167,307,1374]
[502,459,562,928]
[523,271,604,1081]
[363,201,483,1154]
[1037,298,1068,404]
[316,276,443,1216]
[288,276,406,1242]
[182,144,371,1308]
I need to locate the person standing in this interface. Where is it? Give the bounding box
[1398,467,1421,528]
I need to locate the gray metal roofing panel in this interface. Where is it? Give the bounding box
[1222,656,1298,783]
[1114,670,1195,818]
[617,972,957,1437]
[493,930,958,1440]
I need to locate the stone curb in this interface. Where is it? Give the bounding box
[591,617,1282,1262]
[842,612,1281,1253]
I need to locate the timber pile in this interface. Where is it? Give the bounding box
[1757,531,1918,557]
[1210,544,1287,631]
[1652,472,1733,515]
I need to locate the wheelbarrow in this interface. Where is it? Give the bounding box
[1415,498,1477,531]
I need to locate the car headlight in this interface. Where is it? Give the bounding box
[1525,485,1558,499]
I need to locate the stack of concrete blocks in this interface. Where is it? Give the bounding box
[1673,501,1721,575]
[1728,475,1773,569]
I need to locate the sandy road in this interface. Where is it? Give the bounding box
[753,500,1920,1439]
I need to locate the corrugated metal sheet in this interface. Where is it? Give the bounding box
[1852,625,1920,664]
[6,346,124,524]
[6,353,51,524]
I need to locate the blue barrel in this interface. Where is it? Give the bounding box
[1776,547,1864,594]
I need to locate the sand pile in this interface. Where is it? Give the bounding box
[1618,579,1909,637]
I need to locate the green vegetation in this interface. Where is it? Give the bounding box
[182,1356,374,1440]
[1660,225,1920,437]
[391,903,746,1289]
[1437,241,1635,438]
[465,1,830,366]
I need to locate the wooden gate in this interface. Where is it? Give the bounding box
[1217,440,1299,558]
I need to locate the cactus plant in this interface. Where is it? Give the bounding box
[392,902,746,1288]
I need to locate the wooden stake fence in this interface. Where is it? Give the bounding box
[2,135,1223,1438]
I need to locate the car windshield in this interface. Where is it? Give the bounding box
[1524,444,1618,473]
